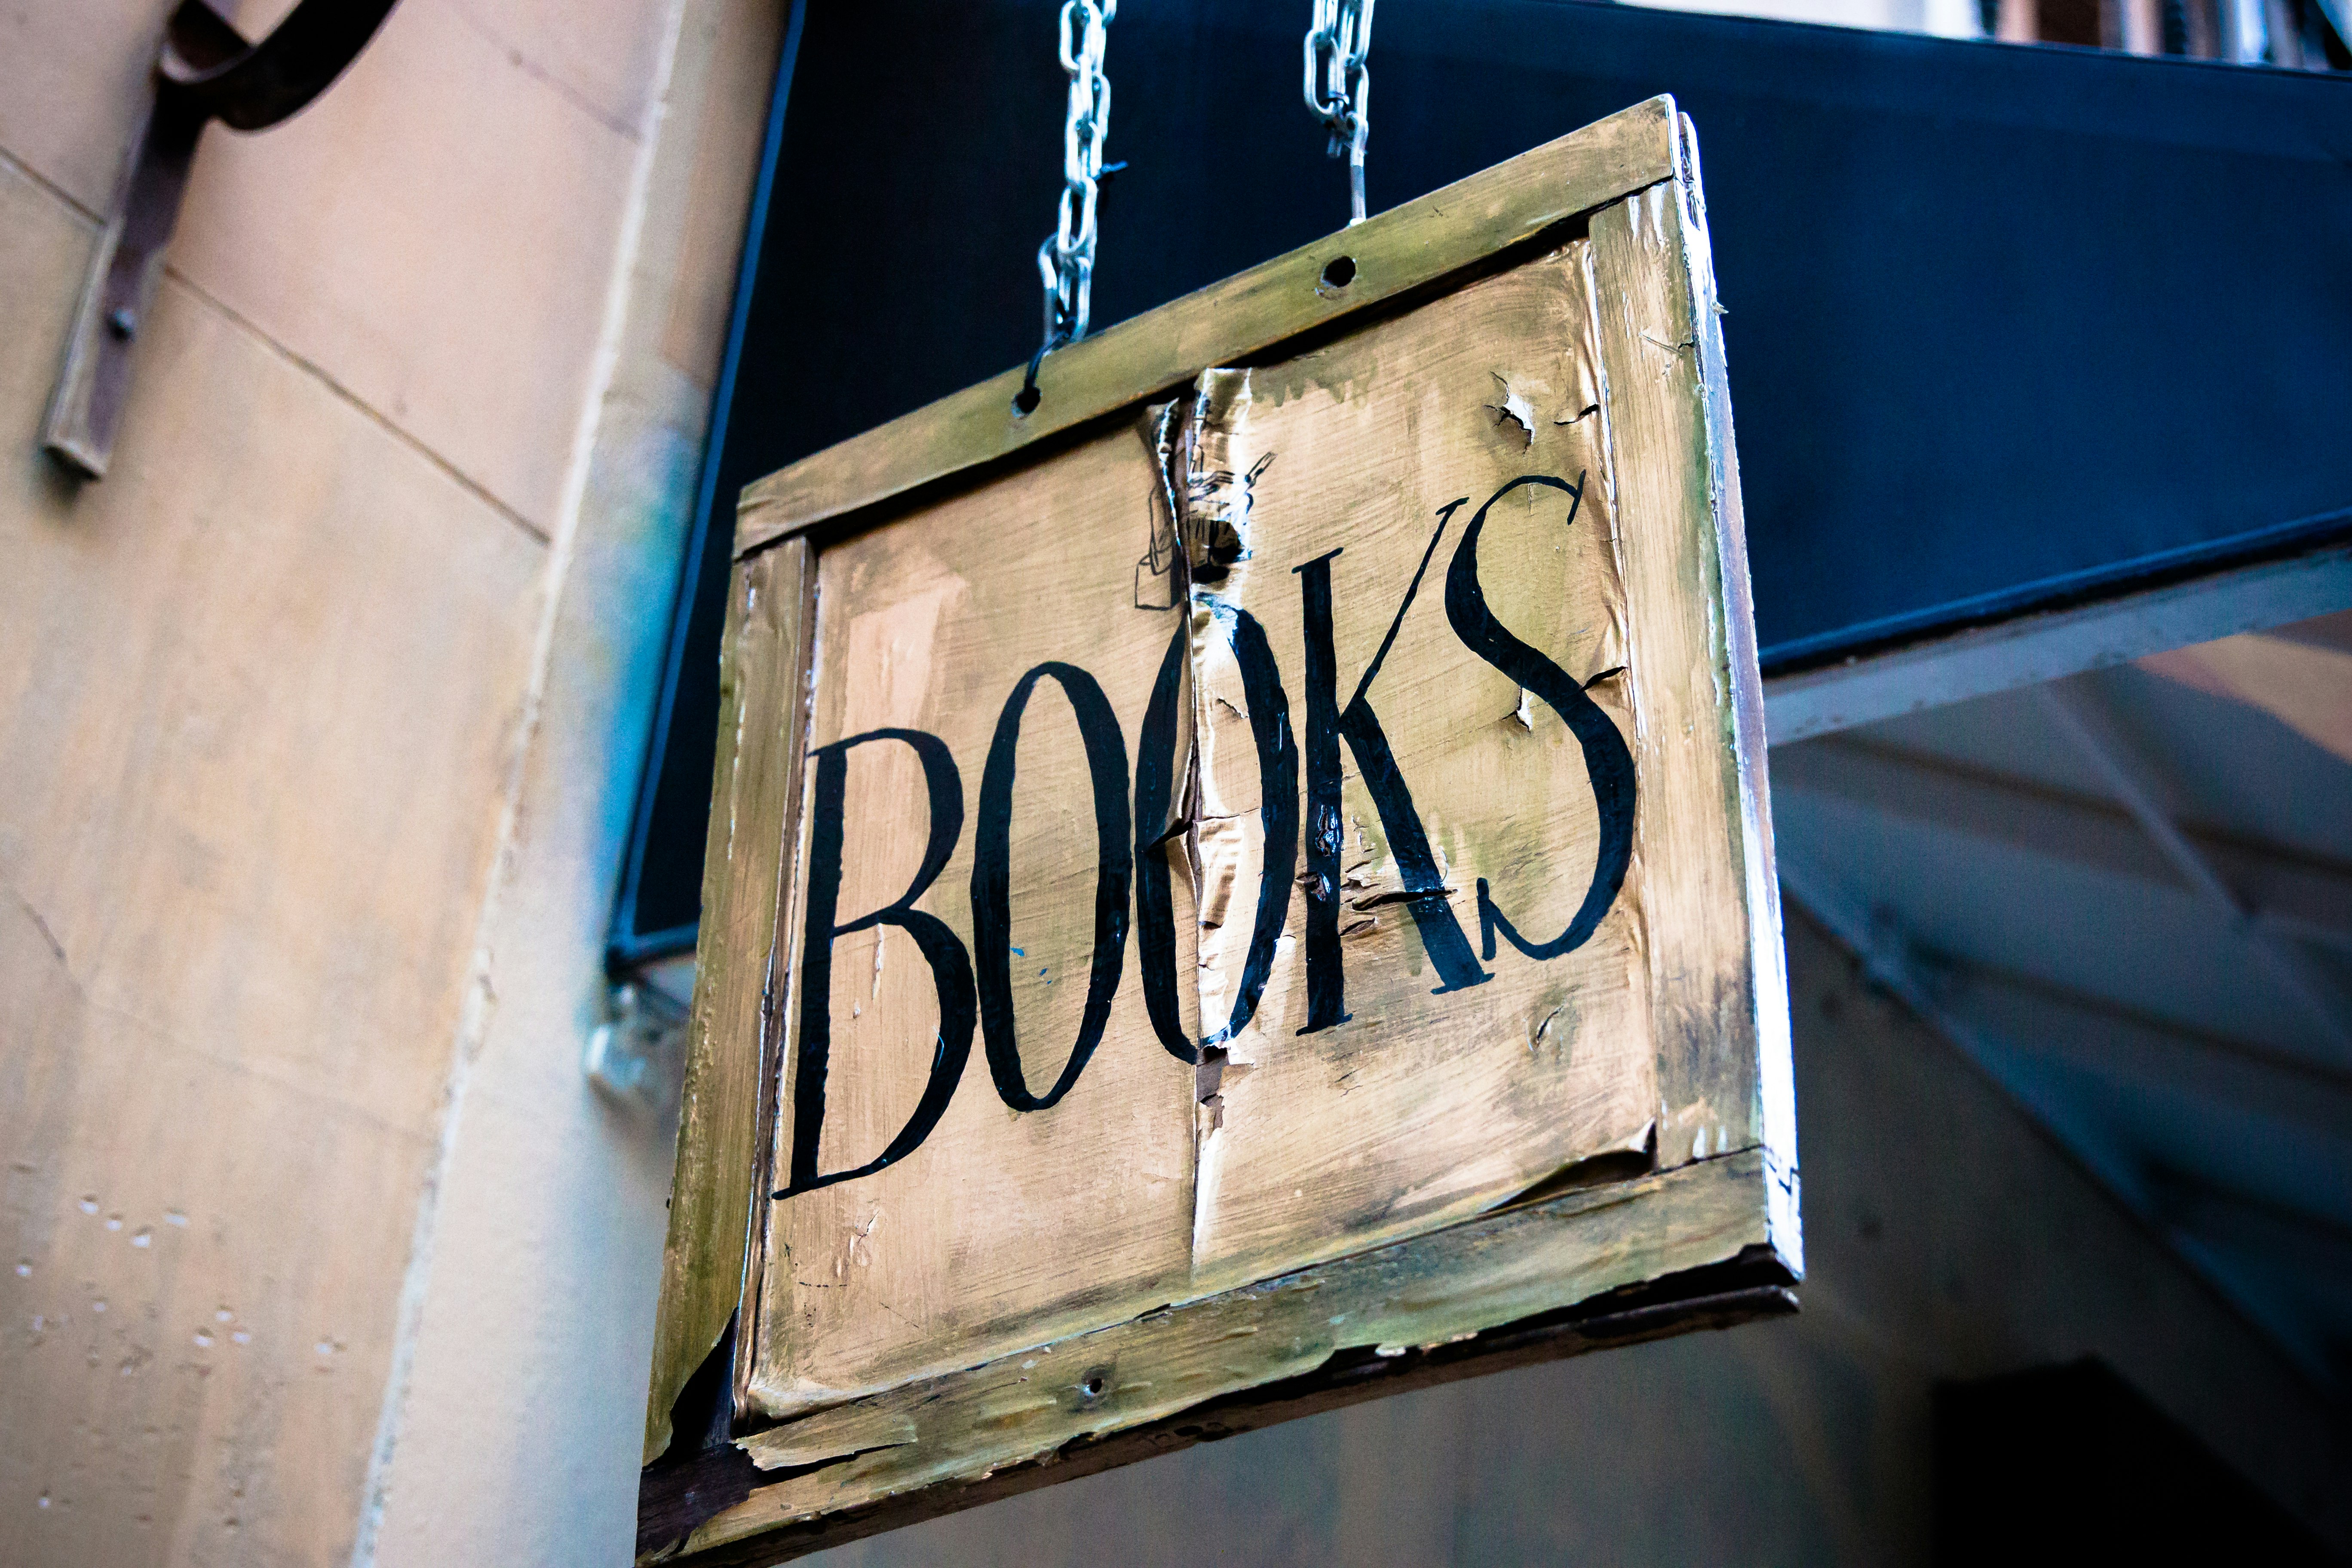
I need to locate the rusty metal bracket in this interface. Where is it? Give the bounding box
[42,0,400,479]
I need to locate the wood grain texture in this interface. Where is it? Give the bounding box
[1586,147,1789,1231]
[731,97,1680,555]
[689,1151,1778,1564]
[1178,245,1658,1296]
[645,540,817,1464]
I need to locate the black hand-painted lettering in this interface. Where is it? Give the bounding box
[776,729,974,1201]
[1444,472,1636,961]
[973,663,1133,1111]
[1201,606,1300,1048]
[1132,627,1196,1063]
[1294,500,1491,1025]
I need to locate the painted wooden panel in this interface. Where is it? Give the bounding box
[644,97,1793,1563]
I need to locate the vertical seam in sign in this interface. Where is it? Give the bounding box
[342,1,693,1562]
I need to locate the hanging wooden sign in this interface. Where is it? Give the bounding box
[639,95,1796,1565]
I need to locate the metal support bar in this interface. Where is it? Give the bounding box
[2035,678,2352,1063]
[1779,852,2347,1390]
[1942,959,2352,1140]
[1761,542,2352,745]
[1772,737,2352,954]
[41,0,399,479]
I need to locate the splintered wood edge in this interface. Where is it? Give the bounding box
[731,95,1680,556]
[1672,114,1799,1266]
[638,1151,1783,1566]
[1583,116,1793,1254]
[644,541,818,1466]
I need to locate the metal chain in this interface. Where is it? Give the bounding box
[1037,0,1116,355]
[1303,0,1374,225]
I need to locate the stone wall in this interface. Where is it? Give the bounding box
[0,1,770,1562]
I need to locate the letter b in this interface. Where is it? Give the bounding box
[776,728,976,1200]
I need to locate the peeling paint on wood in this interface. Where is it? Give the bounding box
[1178,242,1658,1298]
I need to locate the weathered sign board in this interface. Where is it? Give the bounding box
[639,96,1796,1565]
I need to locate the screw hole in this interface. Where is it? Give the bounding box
[1080,1375,1106,1397]
[1012,384,1043,417]
[1321,255,1357,289]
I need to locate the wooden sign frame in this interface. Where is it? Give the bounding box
[638,96,1796,1566]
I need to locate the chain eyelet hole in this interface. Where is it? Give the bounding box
[1012,384,1043,417]
[1322,255,1357,289]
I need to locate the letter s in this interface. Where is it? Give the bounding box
[1443,473,1636,962]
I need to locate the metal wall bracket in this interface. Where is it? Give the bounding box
[586,971,694,1112]
[42,0,400,479]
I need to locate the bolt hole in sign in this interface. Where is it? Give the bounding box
[640,98,1796,1566]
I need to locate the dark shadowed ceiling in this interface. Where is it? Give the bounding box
[1775,610,2352,1389]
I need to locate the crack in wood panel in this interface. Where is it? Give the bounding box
[1175,243,1661,1298]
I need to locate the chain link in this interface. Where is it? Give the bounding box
[1303,0,1374,225]
[1036,0,1116,354]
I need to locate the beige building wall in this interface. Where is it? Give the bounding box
[0,0,773,1562]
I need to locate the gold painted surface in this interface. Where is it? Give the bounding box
[739,240,1737,1419]
[1589,180,1782,1187]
